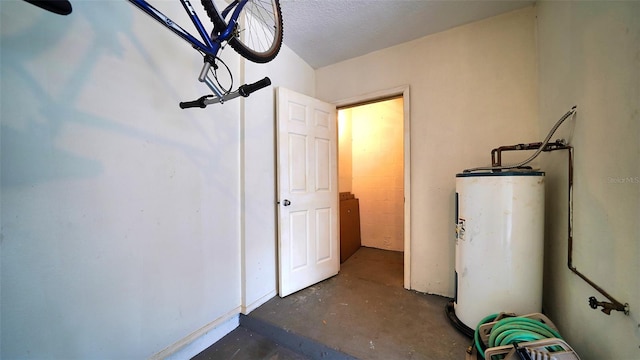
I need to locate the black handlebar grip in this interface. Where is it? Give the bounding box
[238,77,272,97]
[24,0,73,15]
[179,95,211,109]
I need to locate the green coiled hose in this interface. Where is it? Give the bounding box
[474,314,563,359]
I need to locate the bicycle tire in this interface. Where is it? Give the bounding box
[202,0,283,64]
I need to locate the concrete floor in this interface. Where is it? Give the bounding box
[194,247,471,360]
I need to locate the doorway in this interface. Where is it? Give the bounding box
[336,88,410,289]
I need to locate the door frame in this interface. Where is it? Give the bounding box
[333,85,411,289]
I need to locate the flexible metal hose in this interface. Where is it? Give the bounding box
[464,106,577,173]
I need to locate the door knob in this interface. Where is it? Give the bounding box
[283,199,291,206]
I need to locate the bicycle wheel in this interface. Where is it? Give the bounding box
[202,0,283,63]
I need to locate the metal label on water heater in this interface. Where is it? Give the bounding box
[456,218,466,242]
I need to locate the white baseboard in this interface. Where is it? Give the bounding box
[150,308,240,360]
[242,289,277,314]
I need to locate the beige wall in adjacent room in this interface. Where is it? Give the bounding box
[338,110,353,193]
[344,98,404,251]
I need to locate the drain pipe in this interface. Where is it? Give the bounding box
[490,141,629,316]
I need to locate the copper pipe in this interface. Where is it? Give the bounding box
[490,141,568,168]
[564,147,629,315]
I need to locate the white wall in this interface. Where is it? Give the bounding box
[0,0,315,358]
[537,1,640,359]
[1,1,241,358]
[316,7,539,296]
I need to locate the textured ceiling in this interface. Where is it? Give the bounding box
[279,0,534,69]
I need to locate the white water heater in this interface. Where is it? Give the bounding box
[454,170,545,330]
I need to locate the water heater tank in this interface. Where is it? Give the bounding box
[454,170,545,330]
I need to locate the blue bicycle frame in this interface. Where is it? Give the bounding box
[128,0,269,105]
[128,0,246,57]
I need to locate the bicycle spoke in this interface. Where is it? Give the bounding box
[243,0,276,52]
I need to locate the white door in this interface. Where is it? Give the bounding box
[276,87,339,297]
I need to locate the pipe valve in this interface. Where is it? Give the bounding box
[589,296,629,315]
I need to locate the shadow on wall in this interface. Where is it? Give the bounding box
[2,3,104,186]
[1,1,235,188]
[2,3,245,357]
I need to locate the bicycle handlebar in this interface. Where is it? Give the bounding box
[179,77,272,109]
[238,77,271,97]
[179,95,213,109]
